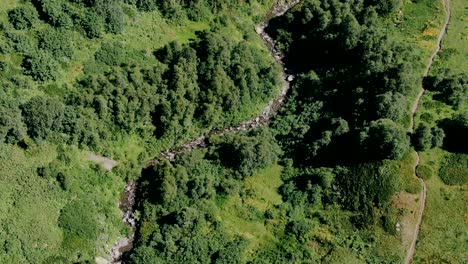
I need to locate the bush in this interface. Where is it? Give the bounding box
[38,28,74,60]
[8,4,39,30]
[81,10,103,38]
[95,0,125,34]
[416,164,434,180]
[22,51,60,82]
[0,105,26,144]
[285,219,312,242]
[414,124,432,151]
[439,154,468,185]
[215,130,281,178]
[35,0,73,28]
[5,32,37,55]
[94,42,126,65]
[363,119,410,160]
[21,96,65,139]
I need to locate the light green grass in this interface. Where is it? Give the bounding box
[416,90,456,127]
[432,0,468,73]
[0,143,125,262]
[413,0,468,261]
[0,144,64,264]
[217,164,284,256]
[389,0,446,73]
[414,149,468,263]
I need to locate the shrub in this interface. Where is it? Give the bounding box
[8,4,39,30]
[0,106,26,144]
[414,124,432,151]
[94,42,126,65]
[58,199,98,255]
[81,10,103,38]
[21,96,65,139]
[285,219,312,242]
[22,51,60,82]
[104,3,124,34]
[431,126,445,148]
[35,0,73,28]
[95,0,125,34]
[38,28,74,60]
[416,164,434,180]
[439,154,468,185]
[5,32,37,55]
[0,61,7,72]
[363,119,410,160]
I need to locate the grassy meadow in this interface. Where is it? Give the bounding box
[412,0,468,262]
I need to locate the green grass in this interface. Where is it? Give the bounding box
[383,0,446,131]
[0,144,64,264]
[217,164,284,257]
[413,149,468,263]
[413,0,468,261]
[415,90,456,127]
[389,0,446,73]
[432,0,468,73]
[0,143,125,262]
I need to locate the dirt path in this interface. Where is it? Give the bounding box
[405,153,427,264]
[85,152,118,171]
[405,0,451,263]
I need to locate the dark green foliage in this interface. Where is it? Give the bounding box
[365,0,401,15]
[335,162,398,227]
[8,4,39,30]
[0,62,7,72]
[81,10,103,38]
[213,238,248,264]
[0,105,26,144]
[38,28,74,60]
[439,112,468,153]
[439,153,468,185]
[381,211,396,235]
[280,166,334,209]
[214,130,281,178]
[269,0,416,166]
[285,219,312,242]
[132,152,235,263]
[5,31,37,55]
[94,42,126,66]
[362,119,409,160]
[94,0,125,34]
[22,51,60,82]
[413,124,445,151]
[431,126,445,148]
[376,92,407,122]
[21,96,64,139]
[426,69,468,109]
[33,0,73,28]
[415,124,433,151]
[59,200,98,238]
[129,245,160,263]
[134,0,158,11]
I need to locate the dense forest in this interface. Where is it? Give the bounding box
[0,0,466,263]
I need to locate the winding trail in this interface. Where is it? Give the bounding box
[405,0,451,263]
